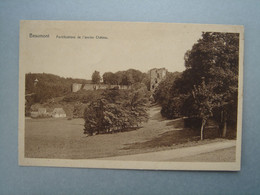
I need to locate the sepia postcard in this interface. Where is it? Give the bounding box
[19,20,244,171]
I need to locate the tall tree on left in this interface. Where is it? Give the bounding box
[92,71,101,84]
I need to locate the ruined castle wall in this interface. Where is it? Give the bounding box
[72,83,82,92]
[79,83,130,91]
[83,84,95,90]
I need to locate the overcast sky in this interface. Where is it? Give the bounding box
[21,21,203,80]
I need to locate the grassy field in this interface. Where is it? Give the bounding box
[25,106,236,160]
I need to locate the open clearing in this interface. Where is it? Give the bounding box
[25,105,236,161]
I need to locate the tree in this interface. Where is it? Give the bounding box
[127,83,150,124]
[113,69,145,86]
[83,102,98,135]
[191,78,216,140]
[91,71,101,84]
[153,72,182,118]
[182,32,239,138]
[141,73,151,91]
[156,32,239,139]
[154,72,180,102]
[83,83,149,136]
[103,72,118,85]
[126,69,144,84]
[115,71,132,85]
[25,73,84,104]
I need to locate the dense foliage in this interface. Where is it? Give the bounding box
[102,69,150,89]
[154,32,239,139]
[153,72,182,118]
[63,90,103,103]
[25,73,89,104]
[25,69,151,119]
[84,83,150,135]
[91,71,101,84]
[63,90,104,118]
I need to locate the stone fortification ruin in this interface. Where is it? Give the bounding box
[72,83,82,92]
[72,83,130,92]
[72,68,167,93]
[149,68,167,91]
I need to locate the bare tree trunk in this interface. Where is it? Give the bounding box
[222,110,227,137]
[219,110,224,137]
[200,119,206,140]
[222,120,227,137]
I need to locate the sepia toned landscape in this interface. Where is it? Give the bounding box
[19,21,243,170]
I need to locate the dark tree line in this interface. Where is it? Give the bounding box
[26,73,89,103]
[154,32,239,140]
[95,69,150,90]
[153,72,182,117]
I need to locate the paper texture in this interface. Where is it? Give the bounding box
[19,21,243,171]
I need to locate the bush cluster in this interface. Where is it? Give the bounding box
[84,83,150,135]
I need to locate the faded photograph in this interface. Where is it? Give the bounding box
[19,21,243,170]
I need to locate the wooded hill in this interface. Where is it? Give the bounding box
[25,70,152,118]
[26,73,90,103]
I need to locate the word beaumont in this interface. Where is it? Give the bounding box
[29,33,49,38]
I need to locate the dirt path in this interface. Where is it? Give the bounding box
[99,140,236,161]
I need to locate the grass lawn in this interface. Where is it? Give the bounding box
[25,106,236,160]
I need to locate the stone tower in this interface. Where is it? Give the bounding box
[149,68,167,91]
